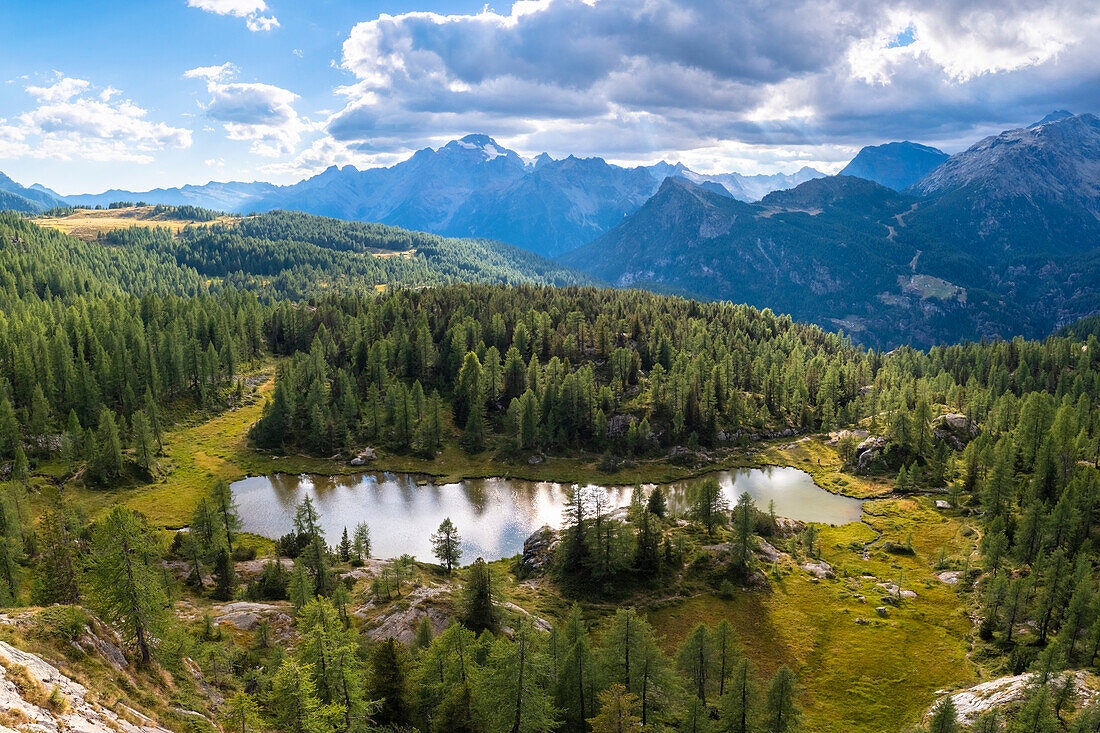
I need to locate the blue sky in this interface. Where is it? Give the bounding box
[1,0,1097,194]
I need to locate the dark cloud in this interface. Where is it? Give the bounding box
[296,0,1100,171]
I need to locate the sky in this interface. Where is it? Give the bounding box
[1,0,1097,195]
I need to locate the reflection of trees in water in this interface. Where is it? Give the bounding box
[462,479,491,514]
[269,472,305,508]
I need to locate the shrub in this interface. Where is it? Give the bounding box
[32,605,90,643]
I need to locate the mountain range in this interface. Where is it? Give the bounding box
[838,141,948,191]
[3,111,1098,346]
[561,112,1100,346]
[0,134,823,258]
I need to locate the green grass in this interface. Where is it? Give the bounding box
[761,436,892,499]
[647,495,977,733]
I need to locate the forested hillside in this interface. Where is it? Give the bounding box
[1,198,1100,732]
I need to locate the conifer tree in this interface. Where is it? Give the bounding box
[131,409,155,472]
[270,660,341,733]
[368,638,413,727]
[431,517,463,573]
[91,408,124,482]
[692,478,728,535]
[338,527,352,562]
[587,684,643,733]
[86,506,169,665]
[477,619,558,733]
[209,479,242,556]
[461,557,497,633]
[352,522,372,563]
[646,486,667,518]
[220,692,263,733]
[555,604,596,730]
[31,503,80,605]
[678,623,717,705]
[732,492,756,572]
[718,657,760,733]
[763,666,800,733]
[212,547,236,601]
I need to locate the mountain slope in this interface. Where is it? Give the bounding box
[840,141,948,190]
[446,155,660,256]
[64,180,279,211]
[908,113,1100,255]
[562,113,1100,346]
[0,171,65,211]
[35,135,828,256]
[560,177,939,343]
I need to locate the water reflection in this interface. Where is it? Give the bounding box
[232,466,862,563]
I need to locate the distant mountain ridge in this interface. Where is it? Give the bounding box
[562,112,1100,347]
[839,141,949,190]
[0,171,65,212]
[2,134,824,257]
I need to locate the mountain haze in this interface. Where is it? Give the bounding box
[839,141,949,190]
[562,113,1100,346]
[4,135,824,257]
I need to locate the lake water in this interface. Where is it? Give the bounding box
[231,466,863,563]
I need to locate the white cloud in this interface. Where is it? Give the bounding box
[187,65,312,156]
[306,0,1100,174]
[246,14,280,32]
[184,62,238,82]
[186,0,278,32]
[26,76,89,102]
[3,75,191,163]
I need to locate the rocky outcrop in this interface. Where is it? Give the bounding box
[363,584,450,644]
[521,526,558,574]
[801,560,834,579]
[825,428,868,445]
[212,602,293,632]
[0,640,177,733]
[853,435,888,470]
[930,671,1098,725]
[932,413,978,450]
[350,447,377,466]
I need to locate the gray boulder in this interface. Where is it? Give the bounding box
[932,413,978,450]
[521,525,559,574]
[350,447,377,466]
[854,435,889,470]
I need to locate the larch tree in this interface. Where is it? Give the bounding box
[86,506,169,666]
[763,666,801,733]
[587,684,643,733]
[431,517,463,573]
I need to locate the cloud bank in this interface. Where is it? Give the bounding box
[296,0,1100,174]
[0,74,191,163]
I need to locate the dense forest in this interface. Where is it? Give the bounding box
[2,208,1100,731]
[100,210,595,300]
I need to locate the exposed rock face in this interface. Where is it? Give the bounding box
[826,428,868,445]
[350,447,377,466]
[932,413,979,450]
[0,640,176,733]
[212,602,293,632]
[363,584,450,644]
[931,671,1098,725]
[801,560,834,579]
[854,435,889,470]
[521,525,559,574]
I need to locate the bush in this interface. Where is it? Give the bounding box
[32,605,90,643]
[232,545,257,562]
[277,532,310,558]
[883,541,915,555]
[247,560,289,601]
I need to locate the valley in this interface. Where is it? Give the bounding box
[0,61,1098,733]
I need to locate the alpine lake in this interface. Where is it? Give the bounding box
[232,465,864,562]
